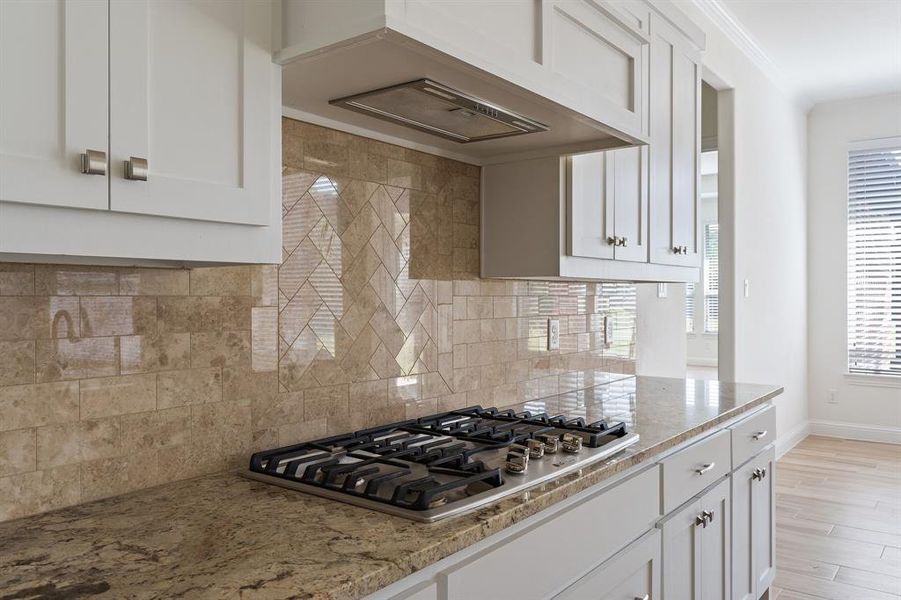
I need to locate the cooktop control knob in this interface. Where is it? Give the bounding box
[526,438,546,459]
[536,433,559,454]
[505,444,530,474]
[561,433,583,454]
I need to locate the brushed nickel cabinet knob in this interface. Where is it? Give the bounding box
[125,156,148,181]
[81,149,107,176]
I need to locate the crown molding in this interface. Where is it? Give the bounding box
[689,0,798,102]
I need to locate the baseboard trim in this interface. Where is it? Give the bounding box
[809,419,901,445]
[776,420,810,459]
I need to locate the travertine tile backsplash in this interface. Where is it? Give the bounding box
[0,119,635,521]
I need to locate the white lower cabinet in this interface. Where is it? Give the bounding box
[659,477,730,600]
[555,529,661,600]
[733,447,776,600]
[377,405,778,600]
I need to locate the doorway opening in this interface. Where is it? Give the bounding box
[686,81,720,380]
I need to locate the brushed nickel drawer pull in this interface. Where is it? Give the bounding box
[695,462,716,475]
[635,595,650,600]
[703,509,714,524]
[125,156,148,181]
[753,430,768,441]
[695,513,707,528]
[81,149,107,176]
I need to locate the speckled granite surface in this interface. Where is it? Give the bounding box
[0,376,781,600]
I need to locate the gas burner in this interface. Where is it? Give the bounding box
[245,405,639,522]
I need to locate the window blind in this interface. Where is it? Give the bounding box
[847,139,901,377]
[685,282,695,333]
[704,224,719,333]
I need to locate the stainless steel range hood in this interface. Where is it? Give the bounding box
[329,79,549,144]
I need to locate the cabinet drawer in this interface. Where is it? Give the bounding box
[661,430,730,514]
[555,528,660,600]
[730,406,776,468]
[444,466,660,600]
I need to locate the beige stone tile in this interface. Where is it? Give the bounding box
[158,368,222,408]
[282,169,320,208]
[0,340,34,386]
[308,263,345,316]
[453,320,480,345]
[36,337,118,382]
[79,296,156,337]
[80,450,159,503]
[369,225,406,279]
[396,323,430,375]
[278,418,327,445]
[395,285,429,336]
[304,140,349,177]
[158,295,251,333]
[369,266,405,317]
[349,379,387,412]
[368,304,406,356]
[279,238,323,299]
[339,203,380,258]
[35,418,120,469]
[338,285,379,339]
[370,186,406,240]
[493,297,518,319]
[251,265,279,307]
[338,179,379,215]
[190,266,253,296]
[0,297,79,340]
[454,367,481,392]
[405,398,438,419]
[282,194,322,254]
[340,244,381,299]
[190,331,251,369]
[369,343,403,379]
[304,384,349,419]
[0,264,35,295]
[0,381,78,432]
[80,373,156,419]
[339,324,381,380]
[349,148,388,184]
[309,176,355,235]
[34,265,119,296]
[279,327,322,391]
[0,429,35,476]
[252,306,278,373]
[252,391,303,431]
[120,406,191,452]
[120,332,190,374]
[387,375,420,404]
[387,159,423,190]
[223,367,278,403]
[279,283,322,346]
[190,400,252,469]
[0,466,80,521]
[308,216,342,271]
[119,269,189,295]
[422,372,451,399]
[480,319,507,342]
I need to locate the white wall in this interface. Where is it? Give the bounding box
[636,283,687,377]
[675,3,810,446]
[807,93,901,440]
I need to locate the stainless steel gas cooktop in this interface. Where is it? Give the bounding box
[244,405,639,522]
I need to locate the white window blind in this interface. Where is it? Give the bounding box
[704,224,719,333]
[847,138,901,377]
[685,282,695,333]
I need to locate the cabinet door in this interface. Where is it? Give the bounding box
[567,152,615,260]
[555,529,660,600]
[752,447,776,595]
[109,0,273,225]
[731,461,756,600]
[0,0,108,211]
[612,146,649,263]
[660,499,702,600]
[699,478,731,600]
[649,15,700,267]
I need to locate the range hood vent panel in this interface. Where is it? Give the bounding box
[330,79,549,143]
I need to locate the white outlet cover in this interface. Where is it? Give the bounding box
[548,319,560,351]
[604,315,613,347]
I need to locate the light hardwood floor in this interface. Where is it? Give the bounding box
[771,435,901,600]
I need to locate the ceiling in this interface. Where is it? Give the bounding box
[716,0,901,107]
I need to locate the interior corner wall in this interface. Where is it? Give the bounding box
[807,93,901,436]
[670,2,810,445]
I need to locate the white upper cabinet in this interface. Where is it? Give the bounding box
[109,0,273,225]
[0,0,280,264]
[649,13,701,268]
[0,0,109,211]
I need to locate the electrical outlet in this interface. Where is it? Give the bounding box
[744,279,751,298]
[547,319,560,351]
[657,283,668,298]
[827,389,838,404]
[603,315,614,348]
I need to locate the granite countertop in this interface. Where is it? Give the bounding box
[0,376,782,600]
